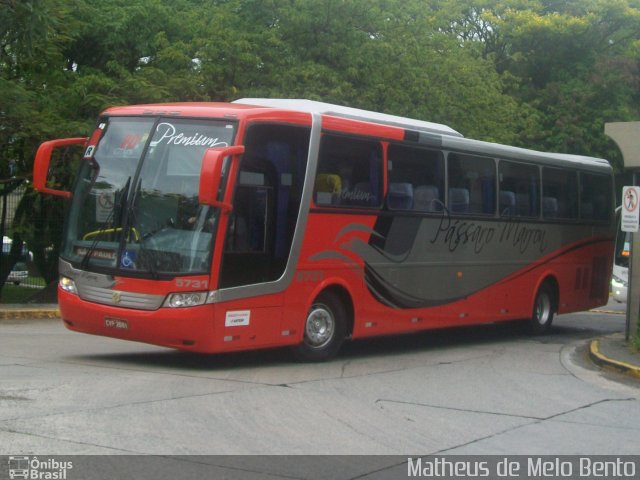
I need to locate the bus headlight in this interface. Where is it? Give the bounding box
[164,292,208,308]
[59,276,78,295]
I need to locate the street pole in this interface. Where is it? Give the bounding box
[606,122,640,342]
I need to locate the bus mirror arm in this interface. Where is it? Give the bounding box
[199,145,245,212]
[33,137,89,198]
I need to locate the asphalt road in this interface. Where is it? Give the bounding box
[0,303,638,477]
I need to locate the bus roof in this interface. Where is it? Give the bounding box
[235,98,610,171]
[442,135,612,171]
[234,98,463,138]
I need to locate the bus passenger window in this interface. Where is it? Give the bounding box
[449,188,470,213]
[219,123,311,289]
[413,185,442,212]
[314,174,342,205]
[315,135,382,208]
[543,167,578,220]
[499,191,516,216]
[387,183,414,210]
[447,153,496,215]
[498,161,539,218]
[580,172,611,222]
[387,144,444,212]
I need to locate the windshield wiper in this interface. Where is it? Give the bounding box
[81,177,131,269]
[122,178,159,279]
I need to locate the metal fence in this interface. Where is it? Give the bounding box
[1,178,47,298]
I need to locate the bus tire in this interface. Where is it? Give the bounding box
[292,292,347,362]
[530,283,555,335]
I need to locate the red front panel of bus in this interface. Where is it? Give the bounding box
[59,287,295,353]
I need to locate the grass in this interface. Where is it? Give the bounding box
[0,277,47,303]
[0,284,37,303]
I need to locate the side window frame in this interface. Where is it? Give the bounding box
[542,167,579,221]
[219,122,311,289]
[386,143,445,213]
[498,160,541,218]
[314,133,383,209]
[579,171,612,224]
[446,152,497,216]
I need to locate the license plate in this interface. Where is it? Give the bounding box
[104,317,129,330]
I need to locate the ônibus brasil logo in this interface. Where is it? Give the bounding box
[8,456,73,480]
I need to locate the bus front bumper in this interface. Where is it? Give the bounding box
[58,288,218,352]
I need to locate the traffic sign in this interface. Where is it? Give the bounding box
[622,186,640,232]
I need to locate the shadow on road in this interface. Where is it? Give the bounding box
[61,315,616,372]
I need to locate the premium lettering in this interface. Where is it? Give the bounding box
[152,122,229,148]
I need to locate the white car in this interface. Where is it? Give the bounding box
[611,265,629,303]
[2,236,31,285]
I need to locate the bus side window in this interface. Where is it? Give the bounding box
[387,143,444,212]
[314,174,342,205]
[543,167,578,220]
[219,124,311,289]
[580,172,611,222]
[499,161,539,218]
[315,135,383,209]
[413,185,442,212]
[448,153,496,215]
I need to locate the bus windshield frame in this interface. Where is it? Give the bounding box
[61,115,238,279]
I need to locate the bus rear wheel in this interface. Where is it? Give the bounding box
[530,284,555,335]
[292,292,347,362]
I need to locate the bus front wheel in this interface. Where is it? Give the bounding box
[292,292,347,362]
[530,284,555,335]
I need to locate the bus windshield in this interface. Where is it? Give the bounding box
[61,116,237,277]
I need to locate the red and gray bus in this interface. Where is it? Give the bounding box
[33,99,614,360]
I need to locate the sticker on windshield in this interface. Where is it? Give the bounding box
[121,250,136,269]
[83,145,95,158]
[96,190,115,222]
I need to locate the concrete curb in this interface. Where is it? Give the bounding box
[589,338,640,379]
[0,308,60,320]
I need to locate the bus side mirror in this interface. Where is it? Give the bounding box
[199,145,245,211]
[33,137,88,198]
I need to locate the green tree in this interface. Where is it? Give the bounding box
[2,0,639,300]
[0,0,72,295]
[437,0,640,165]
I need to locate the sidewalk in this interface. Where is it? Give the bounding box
[0,303,59,320]
[589,332,640,379]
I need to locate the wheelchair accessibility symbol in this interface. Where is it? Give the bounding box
[121,250,136,269]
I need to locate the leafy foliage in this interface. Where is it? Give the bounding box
[0,0,639,293]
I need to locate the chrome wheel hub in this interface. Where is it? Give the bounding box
[535,293,551,325]
[305,306,335,348]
